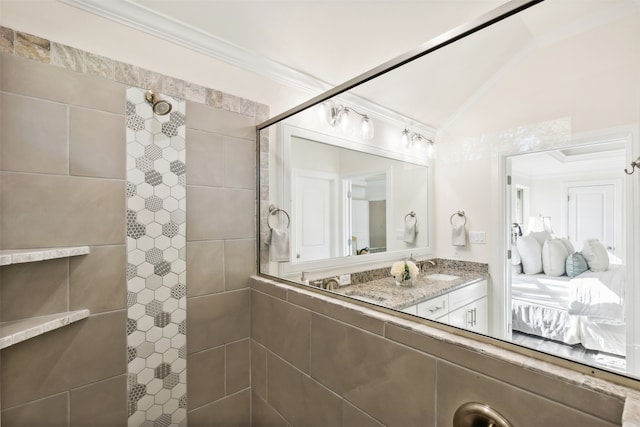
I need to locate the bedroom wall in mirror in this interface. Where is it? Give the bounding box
[509,140,628,374]
[258,0,640,383]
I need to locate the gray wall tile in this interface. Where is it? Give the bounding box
[187,290,250,354]
[69,375,127,426]
[385,323,624,424]
[267,352,342,427]
[186,186,255,241]
[2,172,125,249]
[187,389,250,427]
[436,361,619,427]
[186,101,255,140]
[1,258,68,321]
[310,313,436,426]
[251,391,288,427]
[1,311,126,408]
[1,392,68,426]
[70,107,125,179]
[252,290,310,373]
[1,53,124,113]
[251,340,267,399]
[288,291,385,336]
[224,137,255,189]
[226,338,250,394]
[343,401,385,427]
[1,93,69,174]
[224,239,255,291]
[187,347,225,409]
[186,240,224,297]
[185,128,224,187]
[70,245,126,314]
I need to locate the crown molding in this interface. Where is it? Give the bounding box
[60,0,437,133]
[60,0,332,95]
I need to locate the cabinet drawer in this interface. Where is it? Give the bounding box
[449,280,486,312]
[417,294,448,319]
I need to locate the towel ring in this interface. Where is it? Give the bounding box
[450,210,467,226]
[267,206,290,230]
[404,211,417,225]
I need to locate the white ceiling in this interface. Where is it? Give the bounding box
[128,0,506,87]
[64,0,639,132]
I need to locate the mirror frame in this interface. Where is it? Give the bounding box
[275,123,433,278]
[256,0,640,390]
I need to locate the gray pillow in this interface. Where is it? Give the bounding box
[566,252,588,278]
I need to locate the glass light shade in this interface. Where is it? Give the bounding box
[339,108,351,131]
[361,116,374,139]
[401,129,410,146]
[426,141,434,157]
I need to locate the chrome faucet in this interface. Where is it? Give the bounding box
[424,259,436,269]
[324,277,340,290]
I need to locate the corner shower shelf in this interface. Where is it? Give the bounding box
[0,309,91,349]
[0,246,90,266]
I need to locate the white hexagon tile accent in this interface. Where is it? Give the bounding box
[126,87,187,426]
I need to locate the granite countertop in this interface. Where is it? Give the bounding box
[334,269,487,310]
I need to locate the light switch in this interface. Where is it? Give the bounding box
[469,231,486,244]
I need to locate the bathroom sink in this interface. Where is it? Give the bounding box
[424,273,460,281]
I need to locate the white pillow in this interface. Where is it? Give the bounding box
[516,235,543,275]
[557,237,575,255]
[542,238,569,276]
[581,239,609,272]
[511,245,521,266]
[529,230,552,247]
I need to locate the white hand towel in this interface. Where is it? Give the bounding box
[266,228,290,262]
[403,221,417,243]
[452,224,466,246]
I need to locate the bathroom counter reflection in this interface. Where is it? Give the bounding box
[330,259,489,334]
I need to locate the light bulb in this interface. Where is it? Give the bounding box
[361,116,374,139]
[339,108,351,132]
[401,129,410,146]
[426,141,434,157]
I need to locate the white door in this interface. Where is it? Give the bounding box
[351,199,370,252]
[567,184,617,257]
[293,173,335,262]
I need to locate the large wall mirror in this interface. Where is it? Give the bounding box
[257,0,640,385]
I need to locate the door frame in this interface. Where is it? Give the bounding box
[498,131,637,373]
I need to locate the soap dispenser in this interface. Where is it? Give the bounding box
[300,272,309,286]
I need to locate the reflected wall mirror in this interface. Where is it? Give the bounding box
[257,0,640,385]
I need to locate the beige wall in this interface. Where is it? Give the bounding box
[251,276,625,426]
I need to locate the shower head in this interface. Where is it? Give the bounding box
[145,91,172,116]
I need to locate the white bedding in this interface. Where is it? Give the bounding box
[512,265,626,355]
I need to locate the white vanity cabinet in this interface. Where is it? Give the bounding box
[402,280,488,334]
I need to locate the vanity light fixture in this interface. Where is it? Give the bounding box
[321,100,374,140]
[401,128,434,155]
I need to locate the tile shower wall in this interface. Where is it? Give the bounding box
[0,25,265,426]
[251,276,625,426]
[126,87,187,425]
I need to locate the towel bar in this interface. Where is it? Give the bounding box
[267,205,290,230]
[450,210,467,225]
[404,211,417,224]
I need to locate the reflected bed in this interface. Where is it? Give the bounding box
[512,265,626,356]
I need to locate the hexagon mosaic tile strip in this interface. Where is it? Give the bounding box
[126,87,187,427]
